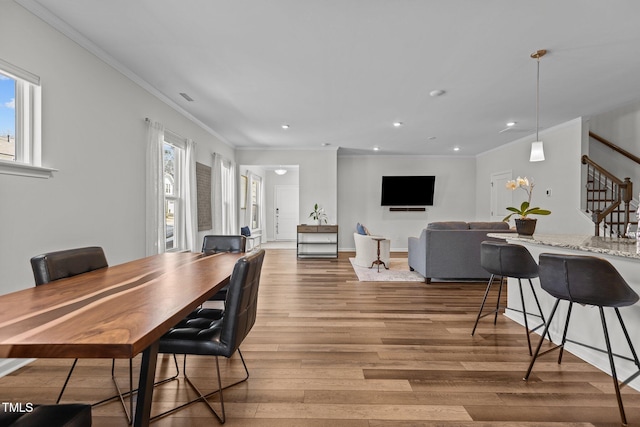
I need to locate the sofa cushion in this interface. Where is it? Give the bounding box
[468,221,510,230]
[426,221,469,230]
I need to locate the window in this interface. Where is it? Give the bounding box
[0,58,50,178]
[163,139,181,251]
[0,72,16,161]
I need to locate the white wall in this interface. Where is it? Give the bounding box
[337,155,477,251]
[0,2,233,292]
[475,118,593,235]
[235,149,338,226]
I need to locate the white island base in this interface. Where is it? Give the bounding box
[488,233,640,391]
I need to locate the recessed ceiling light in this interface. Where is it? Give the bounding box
[429,89,445,97]
[427,136,437,141]
[321,142,330,146]
[393,122,403,127]
[373,146,380,151]
[506,121,517,127]
[453,146,460,151]
[281,124,290,129]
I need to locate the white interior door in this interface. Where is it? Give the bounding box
[275,185,299,240]
[490,171,512,222]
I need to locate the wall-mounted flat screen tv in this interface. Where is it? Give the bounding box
[381,176,435,206]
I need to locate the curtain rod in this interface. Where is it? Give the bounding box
[144,117,195,144]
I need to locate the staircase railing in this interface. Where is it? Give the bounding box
[589,131,640,164]
[582,154,632,237]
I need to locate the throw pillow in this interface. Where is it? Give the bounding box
[356,223,367,235]
[240,226,251,236]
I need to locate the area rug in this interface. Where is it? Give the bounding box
[349,258,424,282]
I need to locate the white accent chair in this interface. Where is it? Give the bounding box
[353,233,391,267]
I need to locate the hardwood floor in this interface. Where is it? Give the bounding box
[2,249,640,426]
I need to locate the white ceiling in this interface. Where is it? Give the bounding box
[18,0,640,156]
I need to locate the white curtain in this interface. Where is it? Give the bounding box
[243,170,255,230]
[145,119,165,256]
[177,138,198,252]
[212,153,238,234]
[226,160,238,234]
[259,175,267,235]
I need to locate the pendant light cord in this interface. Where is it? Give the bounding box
[536,55,540,142]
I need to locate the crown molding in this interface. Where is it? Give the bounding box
[235,145,340,152]
[15,0,234,148]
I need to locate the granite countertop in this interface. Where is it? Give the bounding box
[487,233,640,260]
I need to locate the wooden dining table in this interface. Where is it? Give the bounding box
[0,251,244,426]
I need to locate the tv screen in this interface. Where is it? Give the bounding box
[381,176,435,206]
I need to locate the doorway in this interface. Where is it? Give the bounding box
[490,170,513,222]
[275,185,299,240]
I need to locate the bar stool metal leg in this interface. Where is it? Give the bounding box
[517,278,533,355]
[614,308,640,371]
[524,299,561,380]
[471,274,504,336]
[527,278,552,342]
[600,306,627,426]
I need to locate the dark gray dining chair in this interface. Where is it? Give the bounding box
[524,253,640,426]
[152,249,265,423]
[202,234,247,255]
[472,241,549,355]
[0,403,91,427]
[30,247,135,423]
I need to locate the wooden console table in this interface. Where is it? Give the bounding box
[297,225,338,258]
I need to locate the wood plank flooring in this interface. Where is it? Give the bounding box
[2,249,640,426]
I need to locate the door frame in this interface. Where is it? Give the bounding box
[274,184,299,241]
[490,170,513,222]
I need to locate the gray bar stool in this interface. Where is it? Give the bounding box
[524,253,640,426]
[472,241,549,355]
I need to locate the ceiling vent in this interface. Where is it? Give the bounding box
[179,92,194,102]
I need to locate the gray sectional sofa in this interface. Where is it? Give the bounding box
[407,221,514,283]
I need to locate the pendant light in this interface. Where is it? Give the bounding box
[530,49,546,162]
[274,166,287,175]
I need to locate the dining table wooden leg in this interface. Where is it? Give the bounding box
[133,341,159,427]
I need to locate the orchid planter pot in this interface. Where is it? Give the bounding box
[515,218,537,236]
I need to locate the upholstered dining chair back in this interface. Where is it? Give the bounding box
[538,253,639,307]
[30,246,108,286]
[160,249,265,358]
[219,249,264,356]
[201,235,247,255]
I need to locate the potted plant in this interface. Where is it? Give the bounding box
[502,176,551,235]
[309,203,328,225]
